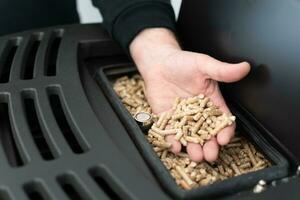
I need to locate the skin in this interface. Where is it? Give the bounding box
[130,28,250,162]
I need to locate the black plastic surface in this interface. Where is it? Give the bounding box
[177,0,300,163]
[0,24,172,200]
[97,65,289,200]
[0,22,298,200]
[0,0,79,36]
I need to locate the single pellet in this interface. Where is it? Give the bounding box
[175,129,184,140]
[231,163,241,175]
[245,143,257,166]
[152,141,172,149]
[176,166,195,186]
[151,126,178,135]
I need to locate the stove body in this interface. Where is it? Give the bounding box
[0,1,299,199]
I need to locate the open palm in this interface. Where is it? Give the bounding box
[143,50,250,162]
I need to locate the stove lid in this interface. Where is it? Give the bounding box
[177,0,300,162]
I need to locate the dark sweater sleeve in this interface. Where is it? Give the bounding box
[91,0,176,51]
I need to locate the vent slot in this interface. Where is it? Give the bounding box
[57,175,87,200]
[89,170,122,200]
[45,30,63,76]
[25,190,44,200]
[0,189,12,200]
[24,182,50,200]
[23,95,54,160]
[0,40,18,83]
[48,93,84,154]
[21,37,41,80]
[24,186,44,200]
[0,102,24,167]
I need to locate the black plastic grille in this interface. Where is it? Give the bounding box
[21,34,41,80]
[0,25,169,200]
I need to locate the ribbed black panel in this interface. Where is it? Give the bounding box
[0,25,170,200]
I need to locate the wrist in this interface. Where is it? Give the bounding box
[129,28,181,79]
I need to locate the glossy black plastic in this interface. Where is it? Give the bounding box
[177,0,300,163]
[97,65,289,200]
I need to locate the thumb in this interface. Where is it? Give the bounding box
[197,54,251,83]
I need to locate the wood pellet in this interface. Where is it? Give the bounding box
[114,75,271,190]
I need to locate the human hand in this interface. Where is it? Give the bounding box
[130,28,250,162]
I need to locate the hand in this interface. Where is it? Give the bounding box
[130,28,250,162]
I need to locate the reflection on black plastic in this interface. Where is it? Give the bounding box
[0,41,18,83]
[0,102,24,167]
[23,97,54,160]
[45,31,62,76]
[48,94,84,154]
[22,40,40,80]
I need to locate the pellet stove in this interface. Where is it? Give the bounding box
[0,1,299,199]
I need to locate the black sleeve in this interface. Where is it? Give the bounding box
[91,0,176,51]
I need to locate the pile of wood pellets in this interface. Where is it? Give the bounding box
[149,95,236,147]
[114,75,271,190]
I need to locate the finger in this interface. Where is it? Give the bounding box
[165,135,182,154]
[209,86,236,145]
[217,125,236,145]
[187,142,204,162]
[203,137,219,162]
[196,54,250,83]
